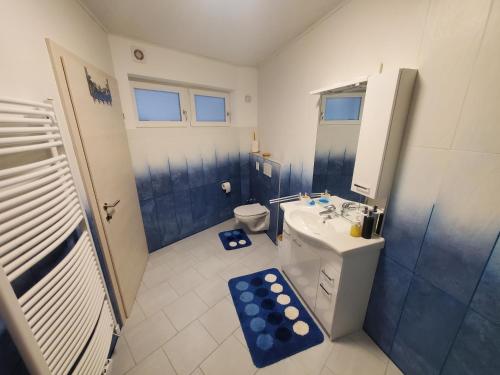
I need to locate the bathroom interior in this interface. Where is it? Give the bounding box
[0,0,499,374]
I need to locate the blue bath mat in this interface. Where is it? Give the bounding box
[228,268,324,368]
[218,229,252,251]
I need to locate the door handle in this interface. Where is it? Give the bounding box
[103,200,120,222]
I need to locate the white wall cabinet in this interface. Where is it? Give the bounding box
[351,68,417,201]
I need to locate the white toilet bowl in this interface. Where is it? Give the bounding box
[234,203,270,232]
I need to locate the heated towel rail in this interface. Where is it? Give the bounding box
[0,98,117,374]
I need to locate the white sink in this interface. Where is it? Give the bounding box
[282,198,384,255]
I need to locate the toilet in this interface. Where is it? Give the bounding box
[234,203,270,232]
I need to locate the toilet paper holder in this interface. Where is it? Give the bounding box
[221,181,231,194]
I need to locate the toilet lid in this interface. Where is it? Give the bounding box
[234,203,269,217]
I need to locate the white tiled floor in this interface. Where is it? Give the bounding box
[110,219,402,375]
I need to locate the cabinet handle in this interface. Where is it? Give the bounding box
[319,283,331,297]
[292,238,302,247]
[353,183,370,194]
[321,269,333,282]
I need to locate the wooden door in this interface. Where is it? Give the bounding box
[47,42,148,317]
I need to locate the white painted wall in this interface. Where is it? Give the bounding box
[0,0,114,193]
[108,34,258,130]
[108,34,258,174]
[258,0,429,180]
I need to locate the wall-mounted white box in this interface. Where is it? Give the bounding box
[263,162,272,177]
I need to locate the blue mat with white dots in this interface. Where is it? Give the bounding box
[218,229,252,251]
[228,268,324,368]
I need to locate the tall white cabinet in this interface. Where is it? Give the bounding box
[351,68,417,201]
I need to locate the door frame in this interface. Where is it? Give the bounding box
[46,39,128,319]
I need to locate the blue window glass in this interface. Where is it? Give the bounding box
[134,88,181,121]
[194,95,226,122]
[324,96,362,121]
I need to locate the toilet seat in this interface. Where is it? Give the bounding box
[234,203,269,217]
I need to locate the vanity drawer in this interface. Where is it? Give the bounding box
[315,280,337,332]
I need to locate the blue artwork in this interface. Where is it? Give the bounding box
[85,67,112,105]
[218,229,252,251]
[228,268,324,368]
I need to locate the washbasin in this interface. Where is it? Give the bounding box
[287,208,352,249]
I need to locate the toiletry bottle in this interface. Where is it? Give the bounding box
[360,206,369,227]
[350,218,362,237]
[371,206,379,236]
[375,211,384,235]
[362,211,374,239]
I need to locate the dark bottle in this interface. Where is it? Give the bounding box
[362,211,374,239]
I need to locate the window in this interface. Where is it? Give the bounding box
[190,89,230,127]
[320,93,365,125]
[131,81,189,127]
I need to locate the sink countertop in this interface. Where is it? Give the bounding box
[280,198,384,256]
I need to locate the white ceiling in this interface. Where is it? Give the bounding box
[80,0,343,66]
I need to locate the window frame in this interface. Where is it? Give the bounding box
[320,92,365,126]
[130,81,190,128]
[189,88,231,127]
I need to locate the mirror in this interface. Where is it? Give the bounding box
[311,82,367,203]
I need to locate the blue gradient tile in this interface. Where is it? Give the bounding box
[279,164,291,198]
[155,194,180,246]
[187,157,204,188]
[471,234,500,323]
[190,186,210,231]
[175,190,194,236]
[391,276,467,375]
[230,153,241,178]
[416,211,497,304]
[230,180,242,209]
[442,309,500,375]
[327,152,342,176]
[151,163,173,197]
[203,152,217,184]
[312,173,326,193]
[135,169,153,201]
[170,161,189,193]
[241,174,250,203]
[364,255,413,354]
[216,151,231,181]
[205,183,220,227]
[289,163,303,195]
[313,153,328,174]
[217,188,233,221]
[341,155,355,177]
[266,203,278,244]
[383,204,433,271]
[139,199,162,252]
[416,152,500,304]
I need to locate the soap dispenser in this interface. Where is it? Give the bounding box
[362,211,374,239]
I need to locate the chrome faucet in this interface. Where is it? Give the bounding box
[341,202,357,215]
[319,204,337,216]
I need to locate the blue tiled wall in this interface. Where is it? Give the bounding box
[249,154,281,243]
[364,152,500,375]
[312,150,363,202]
[136,151,248,252]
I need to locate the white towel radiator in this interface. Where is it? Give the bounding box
[0,98,117,374]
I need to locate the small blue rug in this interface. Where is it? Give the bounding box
[218,229,252,251]
[228,268,324,368]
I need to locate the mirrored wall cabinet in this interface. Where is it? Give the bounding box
[311,68,417,205]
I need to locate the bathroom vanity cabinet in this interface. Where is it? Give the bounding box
[279,201,384,340]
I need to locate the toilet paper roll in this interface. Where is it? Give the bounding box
[221,181,231,193]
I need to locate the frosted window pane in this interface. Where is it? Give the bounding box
[324,97,362,121]
[195,95,226,122]
[134,88,181,121]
